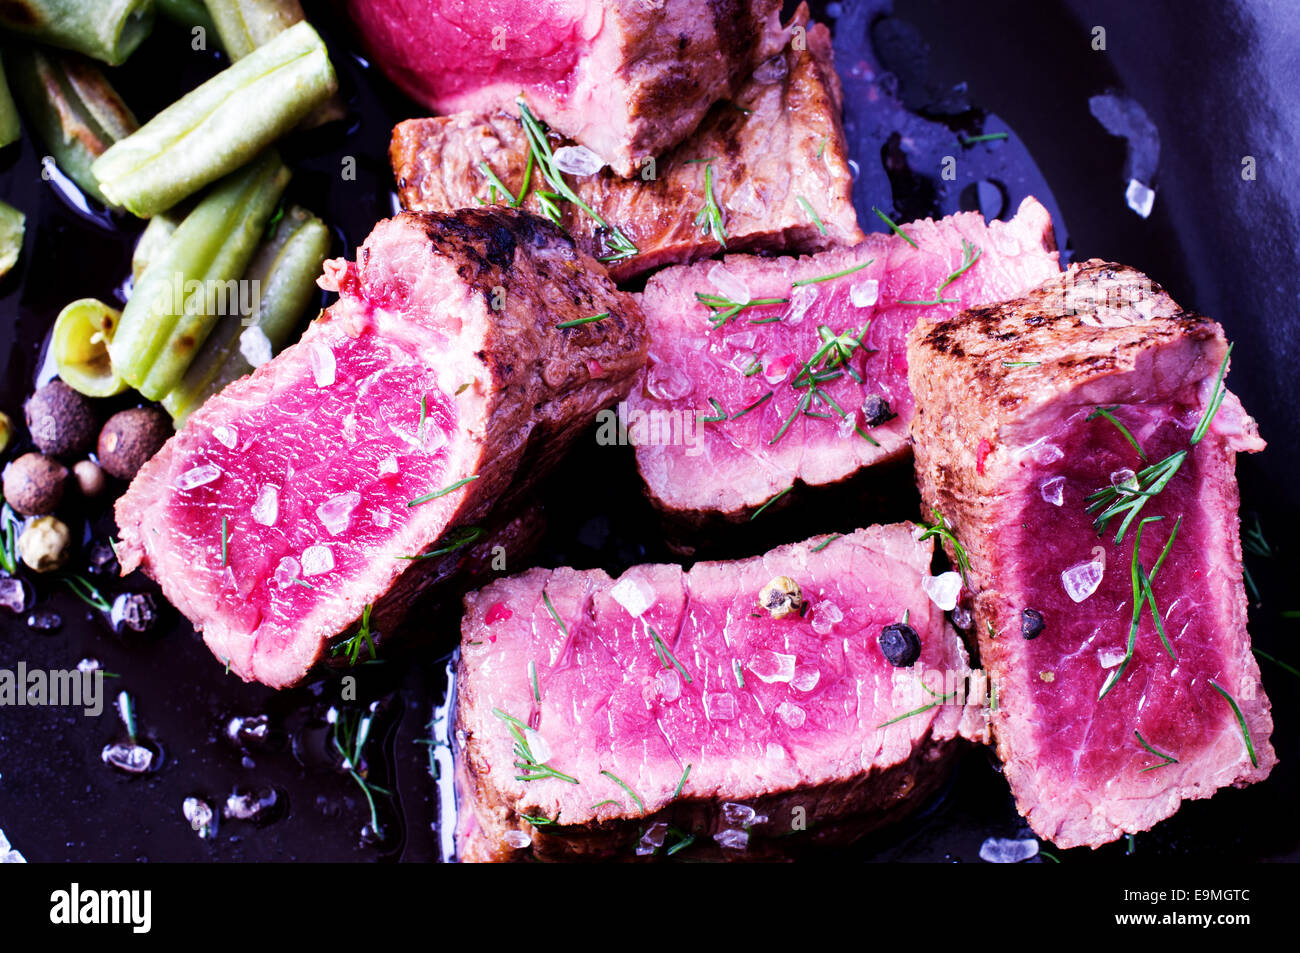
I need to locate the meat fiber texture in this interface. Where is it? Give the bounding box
[351,0,786,177]
[115,208,646,689]
[907,260,1275,849]
[629,197,1060,523]
[391,6,859,283]
[453,525,986,862]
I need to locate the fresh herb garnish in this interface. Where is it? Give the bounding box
[1087,406,1147,461]
[477,159,520,206]
[1002,360,1041,368]
[700,397,727,423]
[958,131,1009,146]
[407,474,479,508]
[542,589,568,639]
[816,136,829,159]
[516,98,638,263]
[590,799,622,811]
[666,829,696,855]
[695,291,789,328]
[936,240,983,296]
[672,763,692,799]
[1134,729,1178,772]
[1209,678,1258,768]
[690,158,727,246]
[733,658,745,688]
[0,513,18,575]
[520,813,555,826]
[647,623,692,683]
[418,393,428,445]
[63,574,112,613]
[811,533,842,553]
[749,486,791,521]
[398,525,484,560]
[1099,516,1180,700]
[332,604,377,666]
[1254,648,1300,679]
[333,703,392,837]
[529,660,541,704]
[290,577,317,590]
[600,769,646,815]
[796,195,827,236]
[730,390,773,420]
[916,507,972,587]
[556,312,609,329]
[791,259,873,288]
[872,206,918,248]
[220,515,229,567]
[877,679,957,728]
[493,707,580,783]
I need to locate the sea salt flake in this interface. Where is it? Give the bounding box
[273,556,300,589]
[979,836,1039,864]
[636,822,669,856]
[747,649,796,684]
[213,425,238,449]
[379,455,399,476]
[1039,475,1065,506]
[728,350,758,375]
[239,326,272,367]
[655,667,682,702]
[301,545,334,577]
[775,701,806,729]
[707,263,750,305]
[1126,178,1155,218]
[714,828,750,850]
[850,278,880,308]
[503,830,532,849]
[310,342,337,387]
[1110,468,1138,489]
[175,463,221,490]
[810,600,843,635]
[791,665,821,692]
[610,577,654,617]
[373,509,392,528]
[786,283,819,325]
[524,728,551,764]
[251,485,279,526]
[923,571,963,611]
[703,691,738,721]
[722,803,756,827]
[1098,648,1128,669]
[553,144,605,176]
[1061,559,1104,603]
[645,362,693,401]
[316,491,361,536]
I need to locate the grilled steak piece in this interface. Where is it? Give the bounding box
[115,208,646,689]
[629,197,1059,525]
[391,5,860,283]
[351,0,786,177]
[908,260,1275,849]
[453,525,984,862]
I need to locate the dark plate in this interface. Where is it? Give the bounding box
[0,0,1296,863]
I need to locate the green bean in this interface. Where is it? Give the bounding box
[91,20,337,217]
[0,201,24,278]
[6,47,138,206]
[111,151,291,400]
[0,54,20,148]
[0,0,155,66]
[131,211,182,283]
[155,0,218,38]
[52,298,127,397]
[206,0,305,60]
[163,205,330,423]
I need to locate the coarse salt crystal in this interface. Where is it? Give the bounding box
[1061,559,1104,603]
[213,425,237,449]
[1039,476,1065,506]
[1098,648,1128,669]
[553,144,605,176]
[791,665,821,692]
[310,342,336,387]
[251,485,279,526]
[379,455,399,476]
[175,463,221,490]
[1110,468,1137,489]
[301,545,334,577]
[636,822,669,856]
[524,728,551,764]
[850,279,880,308]
[239,326,272,367]
[707,263,750,305]
[272,556,300,589]
[645,362,693,401]
[373,509,391,528]
[502,830,532,849]
[722,803,757,827]
[775,701,806,729]
[810,600,843,635]
[316,491,361,536]
[610,577,653,617]
[979,836,1039,864]
[1126,178,1155,219]
[655,667,682,703]
[714,828,749,850]
[747,649,796,684]
[923,571,963,611]
[703,691,738,721]
[786,283,818,325]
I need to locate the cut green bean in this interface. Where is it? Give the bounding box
[111,150,291,400]
[0,54,20,148]
[7,47,139,206]
[206,0,307,60]
[52,298,127,397]
[0,201,24,278]
[92,20,337,217]
[131,211,182,283]
[163,205,330,422]
[0,0,155,66]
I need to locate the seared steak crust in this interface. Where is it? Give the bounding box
[908,260,1274,848]
[390,8,860,283]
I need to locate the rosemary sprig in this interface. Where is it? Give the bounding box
[958,131,1009,146]
[332,604,377,666]
[600,769,646,815]
[542,589,568,639]
[749,486,790,521]
[1002,360,1041,368]
[730,390,773,420]
[220,516,229,567]
[699,398,727,423]
[477,159,519,206]
[647,622,693,683]
[556,312,609,329]
[796,195,827,236]
[791,259,873,288]
[516,98,638,263]
[1098,516,1180,699]
[695,291,789,328]
[1208,679,1258,768]
[935,239,983,295]
[916,507,971,587]
[872,206,918,248]
[62,574,112,613]
[493,707,580,783]
[877,681,957,728]
[811,533,842,553]
[1134,729,1178,772]
[1191,345,1232,445]
[397,525,484,560]
[407,475,479,508]
[333,704,390,837]
[1088,406,1147,460]
[673,763,692,799]
[690,158,726,246]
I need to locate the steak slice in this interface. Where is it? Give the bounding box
[453,525,984,862]
[351,0,786,177]
[391,6,860,284]
[907,260,1275,849]
[115,208,646,689]
[629,197,1059,524]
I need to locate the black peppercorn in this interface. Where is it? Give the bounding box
[862,394,896,427]
[1021,608,1045,640]
[879,622,922,666]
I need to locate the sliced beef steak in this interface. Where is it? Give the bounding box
[391,7,860,283]
[453,525,984,862]
[351,0,786,177]
[628,197,1059,524]
[907,260,1275,849]
[115,208,646,689]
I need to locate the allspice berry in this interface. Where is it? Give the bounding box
[25,381,98,457]
[98,407,171,481]
[2,452,68,516]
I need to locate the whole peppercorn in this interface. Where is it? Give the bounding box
[25,381,98,457]
[1021,608,1046,640]
[18,516,72,573]
[758,576,803,619]
[2,452,68,516]
[878,622,922,667]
